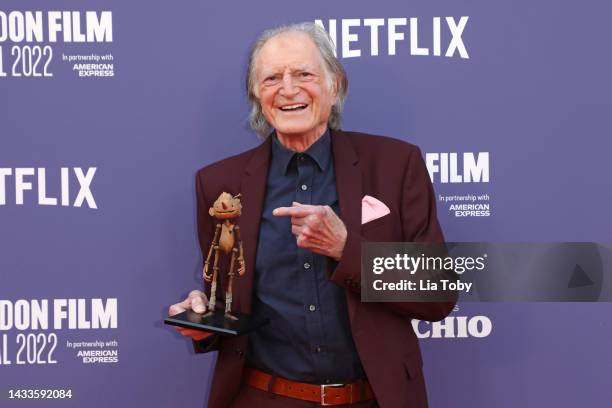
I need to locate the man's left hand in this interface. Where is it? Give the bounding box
[273,202,347,261]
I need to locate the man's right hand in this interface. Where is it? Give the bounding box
[168,290,214,341]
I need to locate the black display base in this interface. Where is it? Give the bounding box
[165,309,268,336]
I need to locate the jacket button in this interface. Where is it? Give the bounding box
[235,347,244,357]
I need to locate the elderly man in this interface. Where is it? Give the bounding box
[169,22,454,408]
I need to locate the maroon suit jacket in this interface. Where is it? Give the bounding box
[193,130,455,408]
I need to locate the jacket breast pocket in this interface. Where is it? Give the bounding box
[360,213,397,241]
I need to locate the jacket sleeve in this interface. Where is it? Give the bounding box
[329,146,457,322]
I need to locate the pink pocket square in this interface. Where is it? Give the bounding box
[361,195,390,224]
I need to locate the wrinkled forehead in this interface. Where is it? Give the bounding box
[255,32,324,77]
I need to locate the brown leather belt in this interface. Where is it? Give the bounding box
[244,367,375,406]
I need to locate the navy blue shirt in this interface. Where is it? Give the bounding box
[247,130,365,384]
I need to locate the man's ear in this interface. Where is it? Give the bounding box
[251,72,261,100]
[331,74,341,102]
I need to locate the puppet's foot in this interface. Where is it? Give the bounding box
[224,313,238,321]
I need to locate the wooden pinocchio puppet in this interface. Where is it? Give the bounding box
[203,192,246,320]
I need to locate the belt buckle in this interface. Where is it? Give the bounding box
[321,383,352,406]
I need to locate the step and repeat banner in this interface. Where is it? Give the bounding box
[1,1,611,407]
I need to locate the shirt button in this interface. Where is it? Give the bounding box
[315,346,322,353]
[301,184,308,191]
[303,262,311,269]
[309,304,316,312]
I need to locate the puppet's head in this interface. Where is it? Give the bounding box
[209,192,242,219]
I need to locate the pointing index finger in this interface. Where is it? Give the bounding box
[273,206,311,217]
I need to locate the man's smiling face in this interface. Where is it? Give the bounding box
[254,32,337,143]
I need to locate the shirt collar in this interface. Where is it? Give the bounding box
[271,129,331,174]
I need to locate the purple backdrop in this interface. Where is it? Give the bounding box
[1,1,611,407]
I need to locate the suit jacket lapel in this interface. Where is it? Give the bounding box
[234,138,271,313]
[331,130,363,323]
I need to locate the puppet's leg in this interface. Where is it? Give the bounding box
[224,248,238,320]
[203,224,221,282]
[235,225,246,276]
[204,245,220,317]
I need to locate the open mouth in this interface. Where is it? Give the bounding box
[279,103,308,112]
